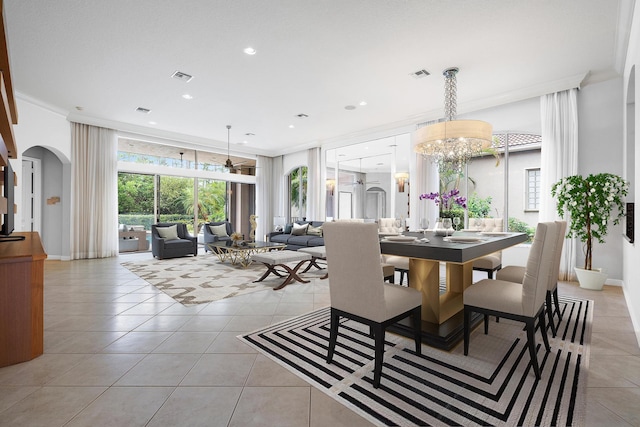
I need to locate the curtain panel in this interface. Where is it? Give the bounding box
[540,88,579,280]
[255,155,274,240]
[70,122,118,259]
[306,147,322,221]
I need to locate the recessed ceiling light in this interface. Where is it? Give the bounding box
[75,106,83,111]
[288,124,295,128]
[344,105,356,110]
[243,47,257,55]
[359,101,367,106]
[239,140,249,145]
[149,121,157,125]
[182,94,193,100]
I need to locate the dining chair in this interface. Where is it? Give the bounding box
[468,218,503,278]
[463,221,559,380]
[323,222,423,388]
[496,221,567,337]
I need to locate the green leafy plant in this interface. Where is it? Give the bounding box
[551,173,628,270]
[508,217,535,243]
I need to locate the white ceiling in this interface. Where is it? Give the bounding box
[4,0,633,158]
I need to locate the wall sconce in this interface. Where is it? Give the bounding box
[395,172,409,192]
[326,179,336,196]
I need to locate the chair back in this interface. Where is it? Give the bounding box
[378,218,402,234]
[468,218,503,232]
[521,222,559,316]
[323,222,385,319]
[549,221,567,291]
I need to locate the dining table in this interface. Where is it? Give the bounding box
[380,230,528,350]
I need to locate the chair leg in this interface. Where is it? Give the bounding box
[463,307,471,356]
[412,306,422,356]
[525,319,541,380]
[372,323,385,388]
[483,314,489,334]
[546,290,557,337]
[327,311,339,363]
[538,309,551,352]
[553,287,562,320]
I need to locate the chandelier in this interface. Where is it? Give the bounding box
[414,67,493,171]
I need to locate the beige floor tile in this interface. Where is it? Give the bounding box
[102,331,173,353]
[157,302,207,315]
[235,302,279,315]
[119,302,176,315]
[94,314,155,332]
[223,315,275,332]
[178,315,233,331]
[229,386,311,427]
[115,353,200,386]
[591,332,640,356]
[309,387,375,427]
[0,386,40,413]
[46,353,144,386]
[133,314,193,332]
[0,354,87,386]
[147,386,243,427]
[45,331,127,354]
[245,354,309,387]
[181,353,257,386]
[0,386,106,427]
[206,331,258,354]
[275,302,315,316]
[65,386,174,427]
[588,354,640,387]
[585,400,634,427]
[197,300,243,315]
[588,387,640,426]
[152,331,219,353]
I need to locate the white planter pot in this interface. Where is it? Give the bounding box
[574,267,607,291]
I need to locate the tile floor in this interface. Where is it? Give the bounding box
[0,250,638,426]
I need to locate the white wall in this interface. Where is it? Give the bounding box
[623,4,640,343]
[13,98,72,259]
[578,78,625,281]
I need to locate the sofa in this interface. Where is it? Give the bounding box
[202,221,234,251]
[268,221,325,250]
[151,222,198,259]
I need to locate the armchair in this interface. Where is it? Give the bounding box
[202,221,234,252]
[151,223,197,259]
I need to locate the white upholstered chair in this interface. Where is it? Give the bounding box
[468,218,503,278]
[378,218,409,284]
[496,221,567,337]
[378,218,402,234]
[323,222,423,388]
[463,222,559,380]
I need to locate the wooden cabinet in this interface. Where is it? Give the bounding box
[0,232,47,367]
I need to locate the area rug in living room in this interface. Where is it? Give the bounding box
[121,255,326,305]
[239,296,592,427]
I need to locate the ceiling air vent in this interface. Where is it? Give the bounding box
[135,107,151,114]
[296,113,309,118]
[410,69,431,79]
[171,71,193,82]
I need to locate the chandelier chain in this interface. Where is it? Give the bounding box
[443,68,458,121]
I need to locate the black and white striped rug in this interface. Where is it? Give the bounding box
[240,296,592,426]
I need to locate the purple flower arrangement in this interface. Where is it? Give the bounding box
[419,189,467,210]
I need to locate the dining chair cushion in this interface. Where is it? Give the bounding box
[464,279,525,315]
[472,252,501,270]
[381,255,409,270]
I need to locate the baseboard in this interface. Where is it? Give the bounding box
[45,255,71,261]
[605,278,623,286]
[621,283,640,348]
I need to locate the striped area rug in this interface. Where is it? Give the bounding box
[240,296,592,427]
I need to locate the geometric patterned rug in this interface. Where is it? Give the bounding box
[121,255,323,305]
[239,296,592,427]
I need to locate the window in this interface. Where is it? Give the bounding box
[289,166,307,221]
[525,168,541,211]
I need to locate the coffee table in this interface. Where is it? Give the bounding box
[206,241,286,267]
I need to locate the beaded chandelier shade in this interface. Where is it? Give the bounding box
[414,67,493,171]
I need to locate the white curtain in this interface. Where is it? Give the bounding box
[70,122,118,259]
[256,155,274,241]
[306,147,322,221]
[540,88,579,280]
[412,121,440,229]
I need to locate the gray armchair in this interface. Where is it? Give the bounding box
[202,221,234,252]
[151,223,197,259]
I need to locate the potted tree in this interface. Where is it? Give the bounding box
[551,173,628,290]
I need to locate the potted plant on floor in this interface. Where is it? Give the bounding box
[551,173,628,290]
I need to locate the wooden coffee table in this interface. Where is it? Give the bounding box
[205,241,286,267]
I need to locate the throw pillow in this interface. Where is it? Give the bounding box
[291,223,308,236]
[284,223,293,234]
[306,224,323,236]
[210,223,229,237]
[157,224,179,240]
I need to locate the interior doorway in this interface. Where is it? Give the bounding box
[21,156,42,234]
